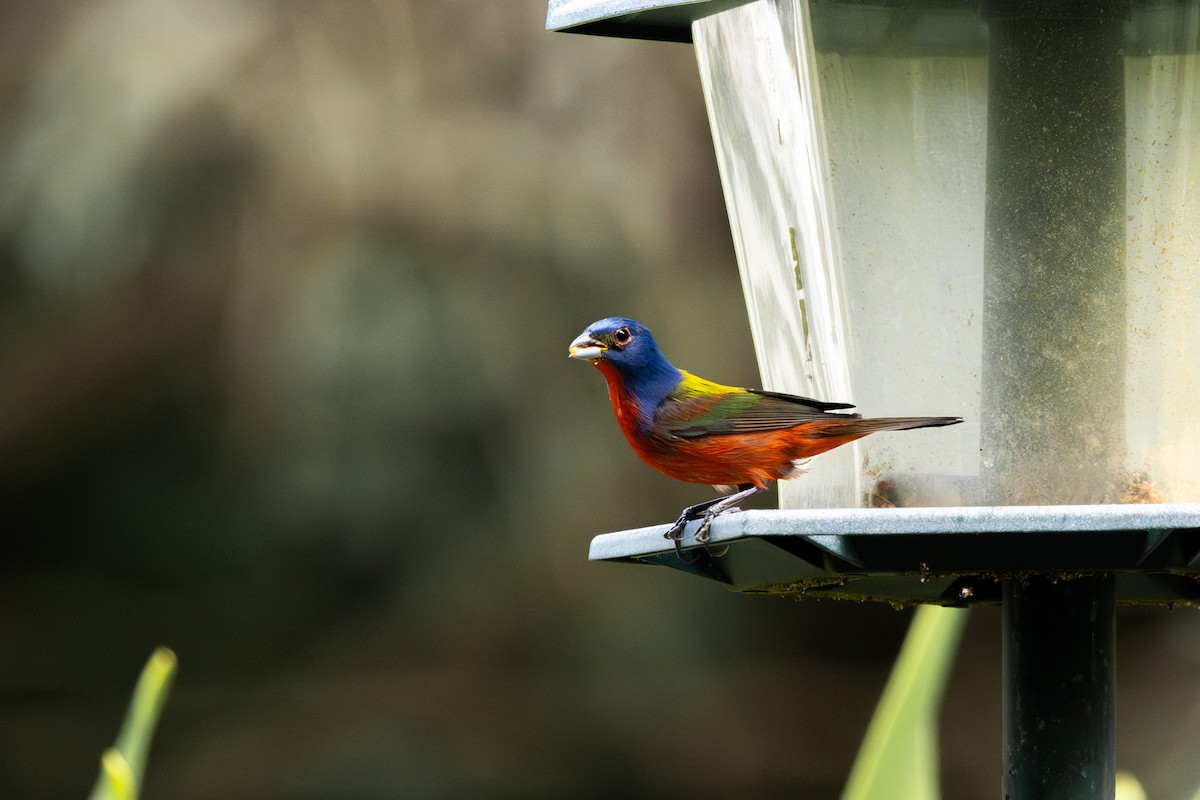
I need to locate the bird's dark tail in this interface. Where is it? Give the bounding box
[815,416,963,437]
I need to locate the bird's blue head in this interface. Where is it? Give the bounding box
[568,317,682,407]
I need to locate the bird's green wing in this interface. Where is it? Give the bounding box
[657,372,860,438]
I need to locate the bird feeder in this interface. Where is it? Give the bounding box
[550,0,1200,797]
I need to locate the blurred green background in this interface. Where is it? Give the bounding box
[2,2,1199,798]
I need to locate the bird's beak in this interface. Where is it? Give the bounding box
[568,332,606,362]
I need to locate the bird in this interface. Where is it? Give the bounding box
[568,317,962,547]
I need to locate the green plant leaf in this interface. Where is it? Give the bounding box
[841,606,968,800]
[97,749,135,800]
[1115,770,1147,800]
[89,647,177,800]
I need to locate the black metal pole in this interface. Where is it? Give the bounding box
[1003,576,1116,799]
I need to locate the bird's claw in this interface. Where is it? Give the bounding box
[664,504,704,541]
[664,487,757,549]
[695,505,746,543]
[663,519,688,541]
[664,510,731,559]
[670,513,729,563]
[665,509,705,563]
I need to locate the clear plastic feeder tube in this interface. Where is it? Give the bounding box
[693,0,1200,509]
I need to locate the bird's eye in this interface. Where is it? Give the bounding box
[612,327,633,346]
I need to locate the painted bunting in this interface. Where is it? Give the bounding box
[569,317,962,544]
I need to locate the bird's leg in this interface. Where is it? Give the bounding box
[693,484,762,543]
[663,484,764,544]
[663,495,730,542]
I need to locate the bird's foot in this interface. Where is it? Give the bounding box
[694,507,738,544]
[671,535,699,563]
[664,502,720,564]
[663,484,763,554]
[663,516,689,542]
[667,507,740,563]
[671,512,734,563]
[662,497,725,542]
[692,485,762,542]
